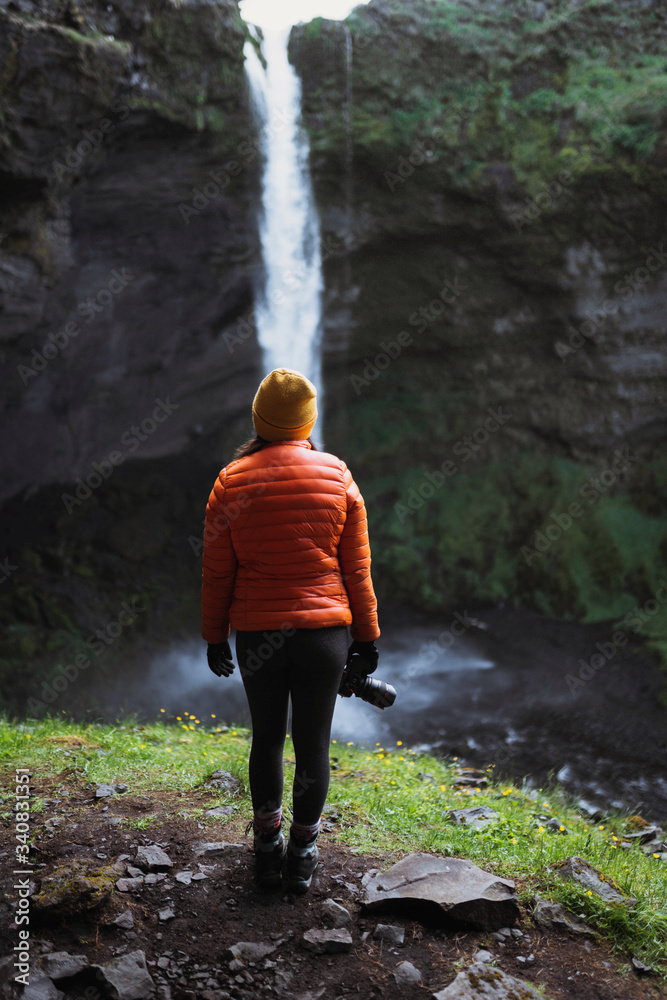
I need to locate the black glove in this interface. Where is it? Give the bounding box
[207,641,235,677]
[346,640,378,675]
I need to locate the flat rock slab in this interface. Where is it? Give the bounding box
[551,856,635,905]
[363,854,519,931]
[92,950,154,1000]
[433,962,544,999]
[228,942,278,962]
[533,897,593,935]
[301,928,353,954]
[39,952,89,980]
[448,807,499,830]
[134,844,173,871]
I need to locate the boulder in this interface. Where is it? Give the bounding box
[362,854,519,931]
[33,861,122,914]
[432,962,544,999]
[93,950,154,1000]
[395,960,422,987]
[41,952,89,979]
[551,856,635,905]
[321,898,351,928]
[447,807,499,830]
[134,845,173,871]
[300,928,353,954]
[532,897,593,935]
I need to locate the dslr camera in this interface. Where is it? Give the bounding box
[338,653,396,710]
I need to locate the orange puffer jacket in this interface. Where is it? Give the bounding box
[201,440,380,644]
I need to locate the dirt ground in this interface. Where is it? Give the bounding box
[0,771,664,1000]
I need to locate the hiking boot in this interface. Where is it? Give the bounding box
[284,834,319,894]
[248,823,286,889]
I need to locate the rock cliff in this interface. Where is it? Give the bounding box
[290,0,667,659]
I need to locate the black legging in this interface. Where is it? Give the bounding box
[235,626,348,826]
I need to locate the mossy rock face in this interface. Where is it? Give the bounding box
[290,0,667,657]
[33,859,124,914]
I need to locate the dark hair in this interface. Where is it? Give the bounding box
[234,435,318,459]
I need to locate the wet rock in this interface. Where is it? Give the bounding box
[192,842,246,859]
[134,844,173,871]
[395,960,422,987]
[362,854,519,931]
[447,807,499,830]
[41,952,89,979]
[205,805,235,817]
[22,976,64,1000]
[532,897,593,935]
[113,909,135,929]
[300,928,353,954]
[321,898,351,927]
[228,942,277,962]
[373,923,405,945]
[33,860,122,914]
[93,950,154,999]
[203,770,241,794]
[552,856,635,905]
[116,877,144,893]
[432,961,544,998]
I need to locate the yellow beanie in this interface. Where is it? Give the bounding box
[252,368,318,441]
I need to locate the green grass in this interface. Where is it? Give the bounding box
[1,714,666,973]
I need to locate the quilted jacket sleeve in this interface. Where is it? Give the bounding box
[201,468,238,643]
[338,466,380,642]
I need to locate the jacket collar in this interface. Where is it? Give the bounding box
[266,439,313,449]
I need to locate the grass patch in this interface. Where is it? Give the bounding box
[1,714,665,974]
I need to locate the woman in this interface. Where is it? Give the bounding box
[201,368,380,893]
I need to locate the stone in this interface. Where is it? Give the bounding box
[551,856,635,905]
[447,807,499,830]
[176,871,193,885]
[632,956,655,975]
[41,951,89,979]
[126,866,145,878]
[205,805,235,817]
[192,842,246,859]
[373,923,405,945]
[134,844,173,871]
[23,976,64,1000]
[300,928,353,954]
[113,909,135,929]
[532,897,593,935]
[159,907,175,921]
[93,950,154,1000]
[116,877,144,893]
[203,770,241,794]
[473,950,493,963]
[95,783,117,797]
[321,898,351,927]
[33,860,122,914]
[228,942,277,962]
[362,854,519,931]
[432,962,544,999]
[395,961,422,987]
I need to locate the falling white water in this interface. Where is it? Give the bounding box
[244,27,325,445]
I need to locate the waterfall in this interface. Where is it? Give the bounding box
[342,22,354,245]
[244,27,325,448]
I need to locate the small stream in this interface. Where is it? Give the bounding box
[98,605,667,823]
